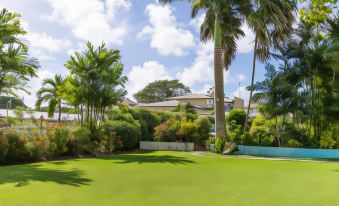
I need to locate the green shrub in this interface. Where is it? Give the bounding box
[319,129,336,149]
[98,131,123,153]
[156,111,174,123]
[154,119,180,142]
[5,131,30,162]
[104,120,140,150]
[27,136,48,160]
[215,136,226,153]
[287,139,303,148]
[227,120,243,143]
[249,115,274,146]
[177,121,199,142]
[205,136,215,151]
[207,116,215,125]
[194,116,211,142]
[0,136,9,162]
[49,127,71,156]
[227,109,246,126]
[129,108,161,141]
[69,127,93,155]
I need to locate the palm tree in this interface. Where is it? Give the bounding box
[35,75,65,122]
[244,0,297,132]
[65,42,127,130]
[160,0,252,137]
[0,9,39,97]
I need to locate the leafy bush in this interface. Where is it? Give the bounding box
[27,136,48,160]
[4,131,30,162]
[0,136,9,162]
[319,129,336,149]
[227,120,243,143]
[227,109,246,126]
[49,127,71,156]
[69,127,93,155]
[177,121,199,142]
[98,131,123,153]
[205,136,215,151]
[207,115,215,125]
[104,120,140,150]
[249,115,274,146]
[156,111,174,123]
[129,108,161,141]
[194,116,211,142]
[215,136,226,153]
[287,139,303,148]
[154,119,179,142]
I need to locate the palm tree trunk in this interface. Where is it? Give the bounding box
[244,36,258,133]
[58,103,62,123]
[214,18,226,137]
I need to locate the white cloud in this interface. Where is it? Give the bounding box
[42,0,130,45]
[176,41,213,86]
[16,70,55,108]
[236,73,246,81]
[189,13,205,32]
[27,32,71,53]
[137,4,194,56]
[237,24,255,53]
[126,61,172,100]
[176,41,234,88]
[20,20,71,60]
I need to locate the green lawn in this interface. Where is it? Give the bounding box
[1,151,339,206]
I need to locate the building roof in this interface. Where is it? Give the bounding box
[123,98,137,106]
[166,93,235,103]
[136,100,180,107]
[166,94,212,100]
[224,97,233,103]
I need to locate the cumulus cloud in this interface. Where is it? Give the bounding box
[42,0,131,45]
[237,24,255,53]
[27,32,71,53]
[16,70,56,108]
[176,41,234,87]
[126,61,172,99]
[137,4,194,56]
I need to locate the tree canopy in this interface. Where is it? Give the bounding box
[133,80,190,103]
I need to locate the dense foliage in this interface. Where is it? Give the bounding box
[134,80,191,103]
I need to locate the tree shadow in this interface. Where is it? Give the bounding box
[99,153,195,165]
[0,164,91,187]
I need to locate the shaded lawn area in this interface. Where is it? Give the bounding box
[1,151,339,206]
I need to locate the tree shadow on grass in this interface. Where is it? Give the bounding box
[0,164,91,187]
[99,153,195,165]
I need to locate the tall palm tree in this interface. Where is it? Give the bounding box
[35,75,65,122]
[244,0,297,131]
[160,0,252,137]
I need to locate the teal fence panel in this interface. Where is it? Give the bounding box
[237,145,339,158]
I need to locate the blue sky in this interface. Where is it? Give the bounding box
[1,0,268,107]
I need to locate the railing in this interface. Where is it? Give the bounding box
[140,141,194,151]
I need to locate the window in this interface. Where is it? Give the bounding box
[207,99,214,104]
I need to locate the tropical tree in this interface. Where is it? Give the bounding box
[35,75,65,122]
[244,0,297,132]
[0,9,39,97]
[65,42,127,131]
[250,63,295,146]
[134,80,191,103]
[160,0,252,137]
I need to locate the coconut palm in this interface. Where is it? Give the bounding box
[35,75,65,122]
[160,0,252,137]
[244,0,297,131]
[0,9,39,97]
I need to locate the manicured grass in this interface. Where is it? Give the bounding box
[1,151,339,206]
